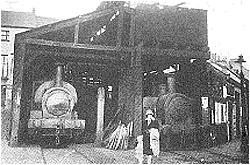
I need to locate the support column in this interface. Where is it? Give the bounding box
[116,7,124,47]
[117,49,143,138]
[73,16,80,45]
[117,10,136,128]
[132,47,143,137]
[9,41,26,146]
[118,66,131,119]
[117,11,142,139]
[95,87,105,143]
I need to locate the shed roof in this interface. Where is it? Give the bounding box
[14,2,209,65]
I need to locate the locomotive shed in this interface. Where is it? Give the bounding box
[10,2,209,147]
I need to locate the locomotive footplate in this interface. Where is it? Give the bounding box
[28,127,85,145]
[40,128,73,137]
[28,64,84,146]
[28,118,85,146]
[28,128,74,138]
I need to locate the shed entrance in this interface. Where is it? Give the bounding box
[22,55,119,145]
[10,2,209,146]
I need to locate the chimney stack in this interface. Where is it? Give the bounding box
[32,8,36,15]
[55,63,64,87]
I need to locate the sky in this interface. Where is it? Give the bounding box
[1,0,249,68]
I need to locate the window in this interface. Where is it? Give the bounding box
[214,102,227,124]
[221,104,224,122]
[1,85,7,106]
[215,102,221,124]
[1,30,10,42]
[1,54,9,79]
[227,84,234,96]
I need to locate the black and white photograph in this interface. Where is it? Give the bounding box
[1,0,249,164]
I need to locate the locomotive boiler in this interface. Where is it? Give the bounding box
[28,63,85,145]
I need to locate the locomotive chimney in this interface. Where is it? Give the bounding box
[55,63,64,87]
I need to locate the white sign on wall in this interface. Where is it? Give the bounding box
[201,97,209,108]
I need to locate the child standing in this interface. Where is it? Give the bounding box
[135,135,143,164]
[143,109,160,164]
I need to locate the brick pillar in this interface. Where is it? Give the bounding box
[118,48,143,138]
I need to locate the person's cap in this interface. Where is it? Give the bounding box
[137,135,143,141]
[145,109,154,116]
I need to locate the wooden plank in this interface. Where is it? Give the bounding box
[22,38,133,52]
[141,47,210,59]
[128,12,135,47]
[76,62,119,70]
[9,41,26,146]
[74,16,80,44]
[26,48,120,62]
[116,8,124,47]
[18,9,116,38]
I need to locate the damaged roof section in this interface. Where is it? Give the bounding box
[19,9,119,45]
[33,10,121,46]
[134,3,208,51]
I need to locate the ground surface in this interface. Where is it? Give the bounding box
[1,139,245,164]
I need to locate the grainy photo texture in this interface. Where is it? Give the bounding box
[1,0,249,164]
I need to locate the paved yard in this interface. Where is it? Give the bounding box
[1,139,245,164]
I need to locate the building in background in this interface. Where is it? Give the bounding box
[1,9,60,108]
[199,54,249,147]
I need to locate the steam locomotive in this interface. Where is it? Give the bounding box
[143,91,199,150]
[27,63,85,145]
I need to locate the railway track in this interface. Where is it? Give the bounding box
[40,147,47,164]
[203,149,242,162]
[40,145,94,164]
[169,149,242,164]
[168,151,204,163]
[38,138,241,164]
[72,149,95,164]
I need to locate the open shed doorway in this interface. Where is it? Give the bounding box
[63,61,119,143]
[73,84,98,142]
[22,55,119,145]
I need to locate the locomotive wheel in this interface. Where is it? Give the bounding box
[40,136,64,148]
